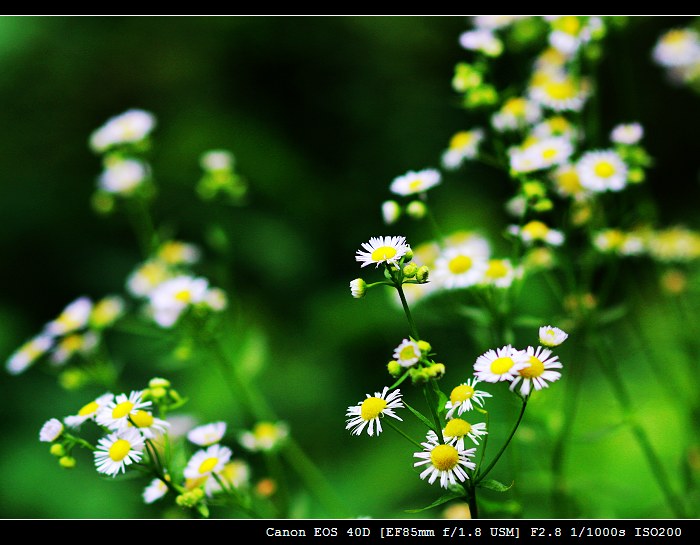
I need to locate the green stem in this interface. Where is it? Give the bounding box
[592,340,688,518]
[211,472,260,518]
[125,198,158,258]
[475,397,527,485]
[64,433,96,452]
[423,383,444,444]
[385,419,424,450]
[467,486,479,519]
[396,283,420,341]
[265,451,290,517]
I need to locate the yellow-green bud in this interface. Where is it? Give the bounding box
[417,340,432,354]
[452,62,483,92]
[387,360,402,377]
[406,200,427,219]
[176,488,205,508]
[465,85,498,108]
[403,248,414,261]
[426,363,446,379]
[169,389,183,403]
[416,266,430,284]
[58,368,88,391]
[59,456,76,469]
[149,377,171,389]
[533,198,554,212]
[409,367,430,384]
[522,181,546,199]
[150,387,167,400]
[402,263,418,279]
[628,168,645,183]
[50,444,66,457]
[350,278,367,298]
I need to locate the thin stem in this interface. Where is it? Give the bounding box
[467,486,479,519]
[64,433,96,452]
[125,198,158,258]
[385,419,424,450]
[475,397,527,485]
[423,383,444,444]
[593,340,688,518]
[396,283,420,341]
[211,472,261,518]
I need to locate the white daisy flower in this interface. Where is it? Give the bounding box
[532,115,579,141]
[183,444,232,480]
[550,163,590,200]
[510,345,563,396]
[127,260,172,298]
[128,410,170,440]
[413,432,476,489]
[510,136,574,173]
[44,296,93,336]
[90,109,156,153]
[49,331,98,366]
[65,393,114,428]
[445,378,492,419]
[143,478,169,504]
[355,236,410,269]
[653,28,700,68]
[393,338,422,368]
[201,150,235,172]
[433,240,490,290]
[390,169,441,196]
[610,123,644,145]
[96,390,152,431]
[346,387,403,437]
[547,16,602,57]
[539,326,569,347]
[205,459,250,496]
[381,200,401,225]
[148,275,210,328]
[491,97,542,132]
[472,16,525,30]
[350,278,367,299]
[508,221,565,246]
[240,421,289,452]
[577,150,628,192]
[98,158,148,195]
[6,334,53,375]
[474,345,529,383]
[156,241,201,266]
[441,129,484,170]
[187,422,227,446]
[459,29,503,56]
[94,427,145,477]
[39,418,64,442]
[529,73,589,112]
[436,416,488,449]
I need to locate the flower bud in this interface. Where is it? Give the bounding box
[381,200,401,225]
[426,363,446,379]
[387,360,402,377]
[416,266,430,283]
[409,367,430,384]
[350,278,367,299]
[417,340,432,354]
[406,200,427,219]
[149,377,171,389]
[50,444,66,457]
[59,456,76,469]
[402,263,418,279]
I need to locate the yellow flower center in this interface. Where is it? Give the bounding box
[254,422,278,440]
[490,356,514,375]
[112,400,134,419]
[159,242,185,264]
[109,439,131,462]
[174,289,192,303]
[408,178,425,191]
[544,80,576,101]
[60,334,83,352]
[92,300,119,326]
[399,344,418,361]
[548,116,570,134]
[450,384,475,404]
[56,313,80,331]
[371,246,397,262]
[486,260,509,279]
[444,418,471,438]
[557,16,581,36]
[360,397,387,420]
[594,160,615,178]
[430,444,459,471]
[185,476,208,490]
[130,410,154,428]
[603,230,625,249]
[522,221,549,240]
[664,30,688,45]
[78,400,99,417]
[141,262,167,284]
[520,355,545,378]
[541,147,558,160]
[450,131,474,150]
[556,169,583,193]
[448,255,472,274]
[503,98,527,116]
[198,457,219,474]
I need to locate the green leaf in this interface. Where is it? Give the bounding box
[596,305,627,326]
[405,489,464,513]
[477,478,514,492]
[513,315,547,328]
[197,503,210,518]
[404,401,438,432]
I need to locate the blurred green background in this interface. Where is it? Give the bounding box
[0,16,698,519]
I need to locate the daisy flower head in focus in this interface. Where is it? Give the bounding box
[346,387,403,437]
[576,150,628,192]
[445,378,492,419]
[413,431,476,489]
[474,345,529,383]
[509,345,563,396]
[94,427,145,477]
[355,236,410,269]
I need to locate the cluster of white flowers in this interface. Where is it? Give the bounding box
[653,28,700,85]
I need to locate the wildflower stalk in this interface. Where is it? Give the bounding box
[592,337,688,518]
[385,418,425,450]
[395,282,420,341]
[125,198,158,258]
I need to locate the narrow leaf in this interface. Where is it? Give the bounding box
[405,490,464,513]
[477,478,514,492]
